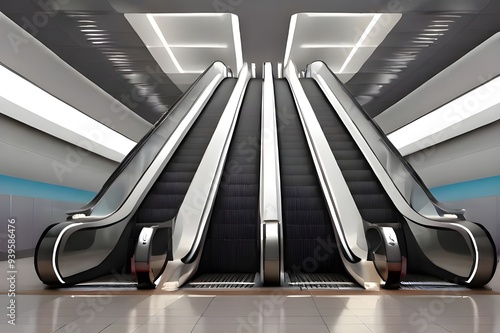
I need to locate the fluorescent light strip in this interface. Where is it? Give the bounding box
[80,29,106,33]
[147,14,184,73]
[388,76,500,154]
[284,14,298,66]
[338,14,381,73]
[0,64,135,159]
[231,15,243,73]
[52,224,81,284]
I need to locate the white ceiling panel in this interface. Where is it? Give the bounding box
[126,12,242,88]
[153,14,233,45]
[285,13,401,82]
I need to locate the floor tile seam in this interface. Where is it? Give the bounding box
[190,295,216,332]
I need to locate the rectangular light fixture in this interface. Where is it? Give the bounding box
[284,12,399,80]
[147,13,184,73]
[0,64,135,162]
[388,76,500,156]
[126,13,243,84]
[338,14,381,73]
[283,14,298,66]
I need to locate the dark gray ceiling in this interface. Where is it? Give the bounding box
[2,0,500,123]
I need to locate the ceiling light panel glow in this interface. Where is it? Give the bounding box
[125,13,242,87]
[147,13,184,73]
[284,13,401,82]
[0,64,135,162]
[339,14,381,73]
[388,76,500,156]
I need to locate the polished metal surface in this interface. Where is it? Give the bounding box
[307,60,497,286]
[160,63,252,289]
[173,63,251,262]
[260,62,283,285]
[133,223,170,288]
[70,62,229,218]
[366,226,403,288]
[284,61,384,289]
[34,62,230,286]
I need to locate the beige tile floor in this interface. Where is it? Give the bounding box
[1,257,500,333]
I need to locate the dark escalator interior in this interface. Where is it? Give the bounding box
[125,79,238,277]
[56,78,237,286]
[300,78,464,289]
[187,79,262,288]
[300,79,403,226]
[274,79,355,289]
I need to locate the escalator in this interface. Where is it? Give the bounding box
[186,79,262,288]
[130,78,237,286]
[274,79,357,289]
[35,61,496,291]
[35,63,237,288]
[298,61,497,289]
[300,78,407,286]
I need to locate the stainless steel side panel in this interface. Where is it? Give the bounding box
[160,64,252,290]
[306,61,497,286]
[35,62,230,286]
[260,62,283,285]
[284,61,384,289]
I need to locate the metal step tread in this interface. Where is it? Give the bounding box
[400,275,468,290]
[288,273,361,289]
[186,273,257,289]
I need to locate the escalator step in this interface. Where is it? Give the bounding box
[275,79,343,274]
[288,273,361,289]
[187,273,256,289]
[301,79,401,226]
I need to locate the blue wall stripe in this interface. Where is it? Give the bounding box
[430,175,500,202]
[1,173,497,204]
[0,174,95,203]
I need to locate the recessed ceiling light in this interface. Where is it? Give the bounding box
[146,14,184,73]
[231,14,243,73]
[85,33,109,37]
[411,40,435,44]
[420,33,444,36]
[284,13,400,79]
[284,14,298,66]
[81,29,106,33]
[338,14,381,73]
[126,12,243,80]
[0,64,135,161]
[424,28,449,32]
[428,24,449,28]
[388,76,500,156]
